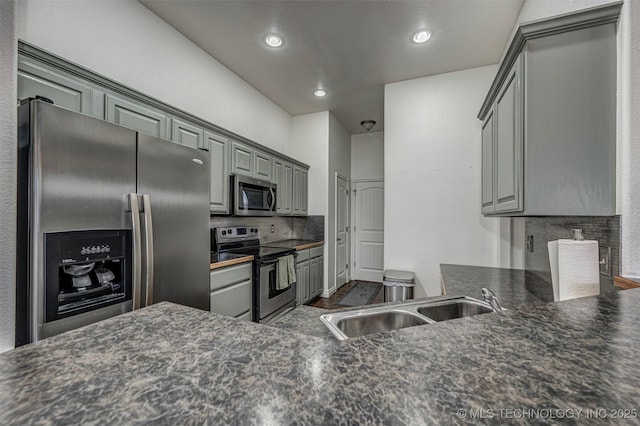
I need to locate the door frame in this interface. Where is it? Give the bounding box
[350,179,384,282]
[334,173,350,290]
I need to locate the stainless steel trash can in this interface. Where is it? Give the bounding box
[383,269,415,302]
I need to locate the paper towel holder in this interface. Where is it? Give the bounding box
[599,246,611,277]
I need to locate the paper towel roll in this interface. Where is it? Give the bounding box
[547,239,600,302]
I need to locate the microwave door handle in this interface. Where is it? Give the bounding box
[128,193,142,310]
[141,194,154,307]
[268,188,276,211]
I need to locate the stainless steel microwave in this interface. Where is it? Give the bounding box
[231,174,277,216]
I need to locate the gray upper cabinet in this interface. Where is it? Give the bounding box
[481,111,495,214]
[494,56,523,213]
[477,3,619,216]
[292,165,308,215]
[272,158,293,215]
[17,59,93,114]
[206,131,230,214]
[105,93,168,138]
[172,118,205,150]
[254,150,272,181]
[231,141,254,177]
[18,43,310,218]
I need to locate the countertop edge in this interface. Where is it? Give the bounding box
[210,255,254,270]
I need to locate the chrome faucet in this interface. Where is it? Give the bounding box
[481,288,503,312]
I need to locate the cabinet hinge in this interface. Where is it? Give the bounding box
[346,263,349,270]
[346,226,349,232]
[353,189,357,196]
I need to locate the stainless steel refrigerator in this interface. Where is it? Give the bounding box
[16,100,210,345]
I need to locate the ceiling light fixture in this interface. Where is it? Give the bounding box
[264,33,283,48]
[314,89,327,97]
[412,30,432,44]
[360,120,376,131]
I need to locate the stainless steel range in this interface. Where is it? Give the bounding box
[213,227,297,323]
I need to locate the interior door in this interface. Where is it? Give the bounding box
[353,180,384,282]
[335,175,349,288]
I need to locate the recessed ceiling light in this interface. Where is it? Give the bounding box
[264,33,283,48]
[314,89,327,97]
[412,30,432,44]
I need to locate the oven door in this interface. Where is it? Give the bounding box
[233,175,276,216]
[257,255,296,322]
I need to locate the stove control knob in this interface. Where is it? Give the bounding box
[222,230,227,235]
[227,228,233,234]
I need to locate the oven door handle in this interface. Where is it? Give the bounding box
[261,258,279,266]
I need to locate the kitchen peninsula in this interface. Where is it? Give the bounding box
[1,278,639,423]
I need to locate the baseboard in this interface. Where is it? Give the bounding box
[322,285,336,298]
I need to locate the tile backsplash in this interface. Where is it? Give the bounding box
[209,215,324,247]
[524,216,620,291]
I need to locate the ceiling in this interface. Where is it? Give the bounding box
[141,0,524,135]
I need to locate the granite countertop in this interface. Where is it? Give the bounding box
[2,271,640,423]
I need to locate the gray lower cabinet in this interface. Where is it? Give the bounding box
[292,166,308,215]
[17,59,94,115]
[171,118,205,150]
[210,262,252,320]
[478,6,618,216]
[207,132,230,214]
[296,246,324,305]
[105,93,168,138]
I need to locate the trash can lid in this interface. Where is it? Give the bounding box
[383,269,415,283]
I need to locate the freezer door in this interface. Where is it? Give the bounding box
[137,133,211,310]
[34,101,137,231]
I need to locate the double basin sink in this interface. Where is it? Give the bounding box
[320,296,498,340]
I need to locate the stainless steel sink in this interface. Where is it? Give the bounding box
[335,310,432,339]
[416,299,494,322]
[320,296,499,340]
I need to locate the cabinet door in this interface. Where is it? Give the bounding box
[231,141,254,177]
[481,110,495,214]
[255,150,272,181]
[316,256,324,297]
[273,158,284,213]
[105,93,167,138]
[494,57,523,213]
[296,261,303,306]
[293,165,308,215]
[309,256,323,299]
[171,118,204,150]
[299,260,310,304]
[282,162,293,214]
[18,59,93,114]
[206,131,230,214]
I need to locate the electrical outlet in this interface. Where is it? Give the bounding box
[526,235,534,252]
[599,246,611,276]
[271,224,274,233]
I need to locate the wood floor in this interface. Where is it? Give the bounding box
[307,280,383,310]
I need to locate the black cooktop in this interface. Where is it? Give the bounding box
[226,245,295,263]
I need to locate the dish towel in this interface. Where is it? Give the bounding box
[277,255,296,290]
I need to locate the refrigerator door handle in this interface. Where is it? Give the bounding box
[141,194,154,307]
[128,193,142,310]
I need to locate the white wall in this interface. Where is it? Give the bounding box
[384,65,500,297]
[351,131,384,181]
[17,0,292,153]
[328,114,351,292]
[0,0,17,353]
[291,112,330,290]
